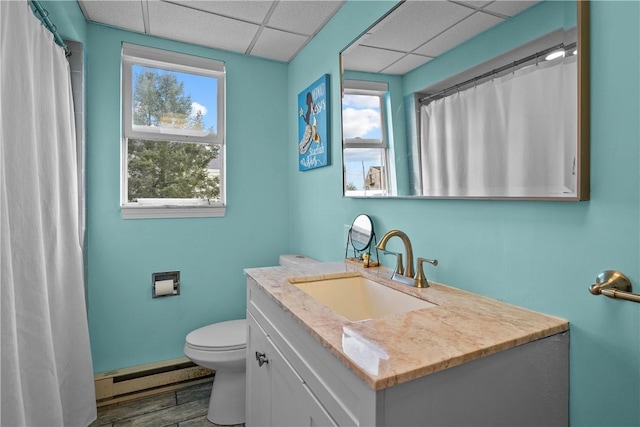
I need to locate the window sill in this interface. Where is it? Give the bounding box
[121,204,226,219]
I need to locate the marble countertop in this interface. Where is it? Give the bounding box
[245,262,568,391]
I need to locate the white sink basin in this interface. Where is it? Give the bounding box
[290,274,436,321]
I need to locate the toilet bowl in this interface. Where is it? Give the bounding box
[184,256,317,424]
[184,319,246,425]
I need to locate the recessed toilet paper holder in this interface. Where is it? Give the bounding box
[589,270,640,304]
[152,271,180,298]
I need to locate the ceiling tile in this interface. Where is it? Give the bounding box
[453,0,493,10]
[147,1,259,53]
[341,45,406,74]
[267,1,344,36]
[168,0,274,24]
[250,27,308,62]
[79,0,539,67]
[382,54,432,75]
[415,11,502,57]
[483,1,539,17]
[79,0,145,33]
[362,1,474,52]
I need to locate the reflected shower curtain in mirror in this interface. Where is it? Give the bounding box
[420,56,577,197]
[1,1,96,426]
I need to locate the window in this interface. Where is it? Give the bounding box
[342,80,391,197]
[121,43,225,218]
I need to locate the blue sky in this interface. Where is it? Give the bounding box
[341,93,382,139]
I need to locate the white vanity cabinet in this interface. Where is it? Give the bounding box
[246,312,336,426]
[246,275,569,427]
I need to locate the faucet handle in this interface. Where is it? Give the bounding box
[416,257,438,288]
[381,250,405,276]
[395,253,405,276]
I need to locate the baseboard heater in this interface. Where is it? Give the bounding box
[94,357,213,406]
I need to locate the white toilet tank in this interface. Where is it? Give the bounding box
[279,254,319,267]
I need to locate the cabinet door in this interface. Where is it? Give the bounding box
[247,312,337,427]
[269,335,337,427]
[246,313,272,426]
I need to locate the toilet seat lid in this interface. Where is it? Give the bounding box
[186,319,246,351]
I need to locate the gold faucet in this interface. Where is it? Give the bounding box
[376,230,415,279]
[377,230,438,288]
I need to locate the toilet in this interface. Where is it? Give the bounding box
[184,254,318,425]
[184,319,246,425]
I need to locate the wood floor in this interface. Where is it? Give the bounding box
[90,380,244,427]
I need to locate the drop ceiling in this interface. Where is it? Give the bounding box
[78,0,346,62]
[78,0,538,69]
[342,0,539,75]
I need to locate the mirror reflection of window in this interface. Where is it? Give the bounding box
[342,80,392,197]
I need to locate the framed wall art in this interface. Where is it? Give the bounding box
[298,74,330,171]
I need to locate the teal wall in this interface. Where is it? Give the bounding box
[84,26,290,372]
[44,0,640,425]
[289,1,639,427]
[41,0,87,43]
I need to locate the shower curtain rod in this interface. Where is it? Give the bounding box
[418,41,576,105]
[30,0,70,57]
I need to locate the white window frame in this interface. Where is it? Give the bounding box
[342,80,391,196]
[121,43,226,219]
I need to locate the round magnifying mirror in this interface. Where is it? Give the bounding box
[350,214,374,251]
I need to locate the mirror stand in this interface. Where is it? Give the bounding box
[344,214,379,267]
[345,230,379,267]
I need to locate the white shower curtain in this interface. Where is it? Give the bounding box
[420,56,577,197]
[1,2,96,426]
